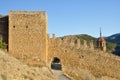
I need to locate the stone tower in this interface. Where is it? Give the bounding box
[8,11,48,64]
[96,28,106,51]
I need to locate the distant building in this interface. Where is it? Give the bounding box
[96,28,106,51]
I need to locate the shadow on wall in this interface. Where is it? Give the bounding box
[51,57,62,70]
[0,16,8,49]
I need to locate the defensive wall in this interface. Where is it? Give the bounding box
[47,34,95,65]
[0,11,102,67]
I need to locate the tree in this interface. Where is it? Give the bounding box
[107,42,117,52]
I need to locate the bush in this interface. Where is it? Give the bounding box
[107,42,116,51]
[0,35,7,49]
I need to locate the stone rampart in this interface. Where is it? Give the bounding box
[49,34,95,50]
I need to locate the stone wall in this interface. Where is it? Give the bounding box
[0,11,96,66]
[49,34,95,50]
[48,34,95,65]
[8,11,48,65]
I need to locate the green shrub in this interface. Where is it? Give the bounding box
[0,35,7,49]
[107,42,117,51]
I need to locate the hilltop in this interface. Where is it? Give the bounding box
[106,33,120,44]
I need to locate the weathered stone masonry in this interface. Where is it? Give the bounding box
[9,11,48,64]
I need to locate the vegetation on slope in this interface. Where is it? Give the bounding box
[0,35,7,49]
[106,42,117,51]
[106,33,120,55]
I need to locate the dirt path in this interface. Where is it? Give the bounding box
[52,70,71,80]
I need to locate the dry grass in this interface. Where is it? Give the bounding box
[0,49,54,80]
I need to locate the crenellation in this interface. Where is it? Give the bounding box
[52,34,56,39]
[49,35,96,51]
[69,38,75,47]
[56,38,62,46]
[9,10,46,15]
[83,40,87,49]
[76,39,80,49]
[63,36,68,44]
[89,40,94,50]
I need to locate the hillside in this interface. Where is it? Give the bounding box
[0,49,54,80]
[106,33,120,55]
[106,33,120,44]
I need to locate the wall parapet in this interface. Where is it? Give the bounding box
[9,11,46,15]
[49,34,95,50]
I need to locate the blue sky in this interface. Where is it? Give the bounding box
[0,0,120,37]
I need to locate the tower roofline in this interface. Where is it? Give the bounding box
[9,10,46,15]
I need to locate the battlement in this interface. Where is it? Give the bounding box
[49,34,95,50]
[9,11,46,15]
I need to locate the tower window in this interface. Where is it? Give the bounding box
[13,26,15,28]
[26,26,28,28]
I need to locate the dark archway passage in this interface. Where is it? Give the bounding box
[51,57,62,70]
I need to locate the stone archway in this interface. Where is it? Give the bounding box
[51,57,62,70]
